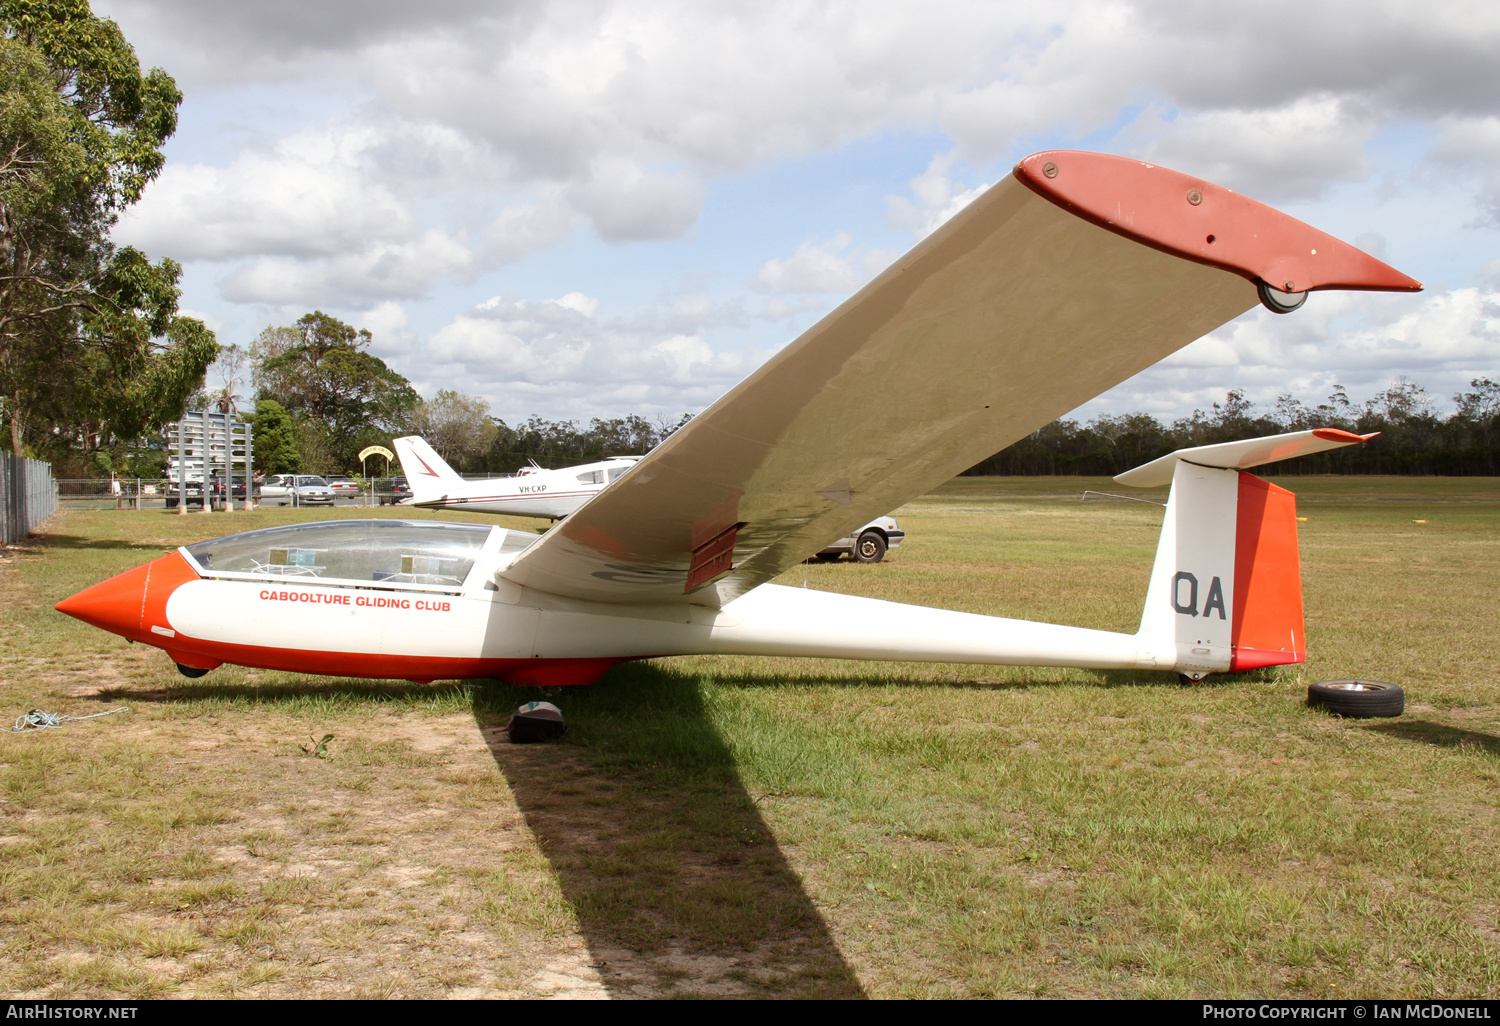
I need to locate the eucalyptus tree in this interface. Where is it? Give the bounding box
[252,312,418,470]
[0,0,214,456]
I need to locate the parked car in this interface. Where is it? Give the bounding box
[376,476,410,506]
[164,471,254,509]
[257,474,292,503]
[325,474,360,497]
[814,516,904,563]
[258,474,335,506]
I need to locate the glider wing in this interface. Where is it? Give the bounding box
[499,151,1420,606]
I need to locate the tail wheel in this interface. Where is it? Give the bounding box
[853,531,887,563]
[1308,679,1404,718]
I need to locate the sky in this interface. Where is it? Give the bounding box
[93,0,1500,427]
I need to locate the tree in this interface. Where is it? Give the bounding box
[0,0,212,455]
[247,398,298,474]
[252,312,417,470]
[405,389,497,469]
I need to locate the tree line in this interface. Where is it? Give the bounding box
[968,378,1500,477]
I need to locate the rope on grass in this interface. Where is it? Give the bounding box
[5,706,129,733]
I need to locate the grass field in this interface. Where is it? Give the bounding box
[2,476,1498,998]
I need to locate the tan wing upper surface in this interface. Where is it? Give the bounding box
[499,154,1416,606]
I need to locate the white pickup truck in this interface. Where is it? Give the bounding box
[814,516,904,563]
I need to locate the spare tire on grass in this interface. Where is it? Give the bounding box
[1308,679,1404,719]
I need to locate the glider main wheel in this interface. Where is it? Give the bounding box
[175,663,210,679]
[1308,679,1404,718]
[853,531,887,563]
[1178,672,1211,686]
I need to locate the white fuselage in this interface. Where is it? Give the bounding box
[147,525,1175,682]
[409,459,640,519]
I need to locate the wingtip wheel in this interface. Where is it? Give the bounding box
[1257,279,1308,314]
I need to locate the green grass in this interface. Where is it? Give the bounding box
[1,477,1498,997]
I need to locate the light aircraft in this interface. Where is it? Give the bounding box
[57,151,1421,688]
[391,436,641,521]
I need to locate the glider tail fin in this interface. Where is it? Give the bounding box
[1121,428,1375,676]
[1136,462,1305,676]
[393,435,463,505]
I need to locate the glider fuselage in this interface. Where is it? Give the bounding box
[55,521,1172,688]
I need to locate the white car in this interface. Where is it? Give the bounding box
[324,474,361,498]
[259,474,335,506]
[815,516,904,563]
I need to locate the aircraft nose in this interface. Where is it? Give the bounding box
[55,560,154,638]
[55,552,199,641]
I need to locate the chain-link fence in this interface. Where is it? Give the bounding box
[0,452,57,543]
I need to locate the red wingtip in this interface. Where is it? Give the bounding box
[1013,152,1424,294]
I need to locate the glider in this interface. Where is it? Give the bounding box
[391,435,641,521]
[56,151,1420,687]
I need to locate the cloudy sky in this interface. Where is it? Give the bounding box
[96,0,1500,425]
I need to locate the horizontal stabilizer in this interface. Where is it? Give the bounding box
[1114,428,1377,489]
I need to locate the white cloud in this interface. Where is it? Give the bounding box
[552,292,600,317]
[886,152,990,238]
[567,158,703,242]
[1122,97,1376,202]
[421,295,770,421]
[355,301,415,357]
[1429,115,1500,227]
[218,229,476,304]
[1075,285,1500,421]
[755,233,897,294]
[116,126,418,261]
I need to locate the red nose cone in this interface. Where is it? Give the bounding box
[55,552,199,642]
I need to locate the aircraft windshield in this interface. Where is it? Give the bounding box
[185,520,494,588]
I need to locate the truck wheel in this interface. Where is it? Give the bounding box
[853,531,887,563]
[1308,679,1404,718]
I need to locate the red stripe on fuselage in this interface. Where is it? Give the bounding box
[158,633,625,685]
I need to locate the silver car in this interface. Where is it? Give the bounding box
[265,475,335,506]
[815,516,904,563]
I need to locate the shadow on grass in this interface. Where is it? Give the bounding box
[27,532,174,552]
[1362,719,1500,757]
[688,665,1199,692]
[473,662,865,999]
[95,678,473,706]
